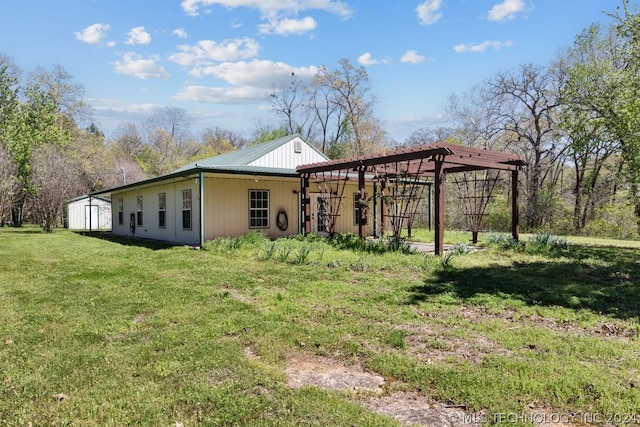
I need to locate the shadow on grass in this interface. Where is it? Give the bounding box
[408,245,640,320]
[74,231,181,250]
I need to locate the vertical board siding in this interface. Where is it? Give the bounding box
[248,137,327,169]
[204,174,300,240]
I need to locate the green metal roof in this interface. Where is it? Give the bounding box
[195,165,298,176]
[90,134,311,198]
[173,134,303,173]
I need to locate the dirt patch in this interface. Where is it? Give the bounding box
[397,322,513,365]
[285,352,384,392]
[283,353,485,426]
[362,392,484,427]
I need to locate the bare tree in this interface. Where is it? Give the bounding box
[111,122,144,160]
[200,127,245,155]
[482,63,568,228]
[143,106,193,149]
[100,158,147,189]
[141,107,195,175]
[27,64,92,129]
[271,72,316,141]
[312,58,383,156]
[28,146,83,232]
[445,86,511,241]
[405,126,457,146]
[308,79,346,155]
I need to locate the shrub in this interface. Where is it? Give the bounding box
[487,233,525,251]
[527,232,569,253]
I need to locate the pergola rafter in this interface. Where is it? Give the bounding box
[298,142,526,255]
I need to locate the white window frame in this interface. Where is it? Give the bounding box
[249,190,269,229]
[182,189,192,230]
[158,192,166,229]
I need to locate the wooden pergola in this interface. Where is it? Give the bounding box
[297,142,527,255]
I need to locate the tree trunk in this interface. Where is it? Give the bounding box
[11,206,23,227]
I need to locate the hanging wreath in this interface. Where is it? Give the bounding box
[276,208,288,231]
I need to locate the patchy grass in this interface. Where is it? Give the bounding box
[1,227,639,425]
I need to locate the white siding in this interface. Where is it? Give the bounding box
[110,178,200,245]
[66,197,112,230]
[203,174,300,240]
[248,136,327,169]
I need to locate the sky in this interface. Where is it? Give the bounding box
[0,1,629,143]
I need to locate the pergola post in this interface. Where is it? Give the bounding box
[302,175,310,236]
[434,158,445,256]
[379,180,386,236]
[358,167,367,238]
[372,182,378,237]
[511,169,520,241]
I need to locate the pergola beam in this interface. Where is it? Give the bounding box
[297,142,526,255]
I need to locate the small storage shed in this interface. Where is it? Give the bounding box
[65,195,112,230]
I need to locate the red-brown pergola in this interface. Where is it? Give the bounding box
[297,142,527,255]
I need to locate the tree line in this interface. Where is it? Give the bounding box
[1,0,639,237]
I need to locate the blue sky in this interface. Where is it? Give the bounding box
[0,1,626,143]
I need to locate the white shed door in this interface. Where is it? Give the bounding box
[85,205,99,229]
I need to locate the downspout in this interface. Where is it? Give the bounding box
[199,171,205,247]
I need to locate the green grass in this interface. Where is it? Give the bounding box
[1,227,639,425]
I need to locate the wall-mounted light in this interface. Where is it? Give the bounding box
[254,175,258,182]
[194,178,199,184]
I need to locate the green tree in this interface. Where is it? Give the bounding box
[5,83,70,225]
[558,23,623,231]
[610,0,640,233]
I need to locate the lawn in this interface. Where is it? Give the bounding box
[0,227,639,426]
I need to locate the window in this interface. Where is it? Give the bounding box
[118,198,124,225]
[158,193,166,228]
[294,138,302,153]
[249,190,269,228]
[182,190,192,230]
[136,196,143,226]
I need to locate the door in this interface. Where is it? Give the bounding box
[85,204,99,229]
[310,194,330,236]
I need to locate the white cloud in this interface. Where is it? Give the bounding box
[174,85,267,103]
[453,40,513,53]
[125,27,151,45]
[258,16,317,35]
[169,38,260,67]
[89,98,162,115]
[180,0,353,18]
[113,53,170,79]
[176,60,319,104]
[488,0,525,22]
[400,50,426,64]
[74,23,111,44]
[358,53,379,66]
[191,60,318,87]
[416,0,442,26]
[173,28,188,39]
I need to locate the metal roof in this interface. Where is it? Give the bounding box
[173,134,317,172]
